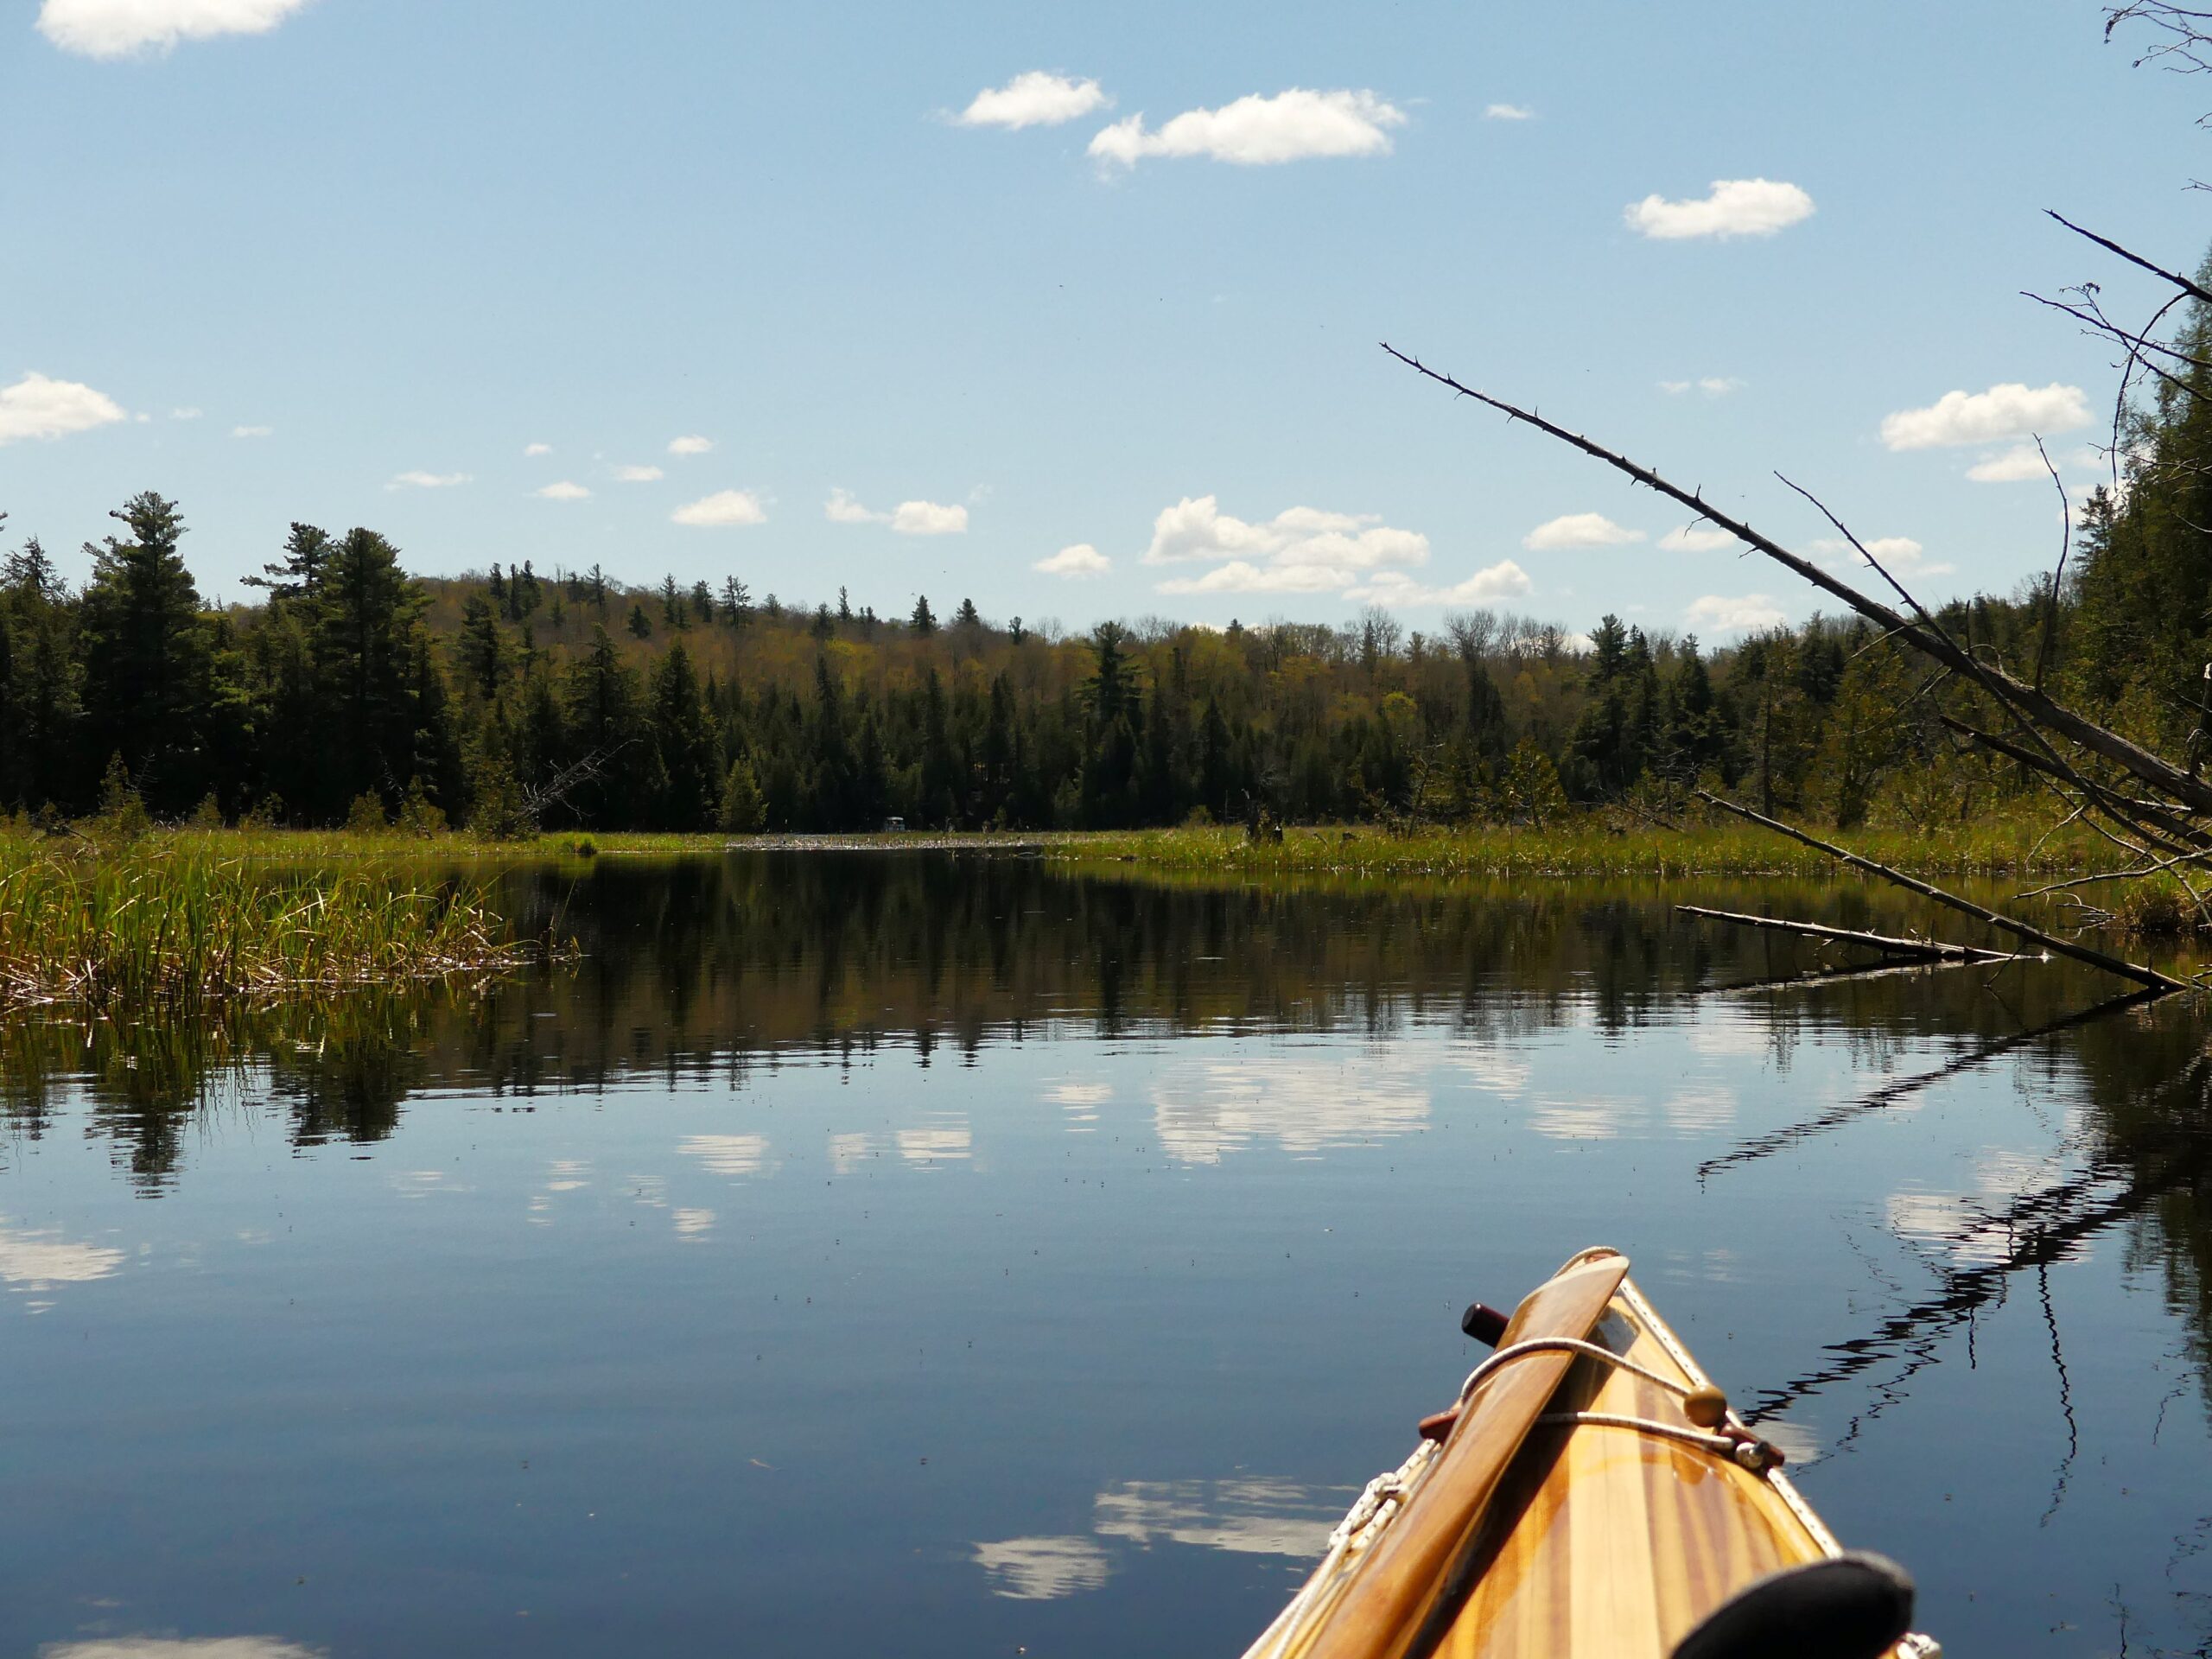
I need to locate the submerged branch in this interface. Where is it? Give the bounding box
[1692,790,2186,991]
[1675,905,2018,962]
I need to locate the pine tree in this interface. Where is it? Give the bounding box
[77,491,218,812]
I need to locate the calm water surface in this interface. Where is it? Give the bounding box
[4,852,2210,1657]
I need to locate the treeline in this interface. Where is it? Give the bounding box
[0,278,2203,835]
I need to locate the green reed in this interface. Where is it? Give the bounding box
[0,831,559,1011]
[1052,817,2127,883]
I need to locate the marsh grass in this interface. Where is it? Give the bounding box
[1052,818,2130,883]
[0,830,565,1011]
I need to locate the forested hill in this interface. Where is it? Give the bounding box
[1,293,2205,836]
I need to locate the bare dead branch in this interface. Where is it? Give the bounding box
[2033,436,2073,692]
[1692,789,2185,990]
[2045,211,2212,307]
[1378,344,2212,817]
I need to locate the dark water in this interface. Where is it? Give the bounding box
[3,852,2210,1658]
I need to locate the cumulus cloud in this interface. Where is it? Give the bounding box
[1346,561,1533,607]
[1484,103,1533,120]
[1811,535,1953,577]
[957,71,1110,129]
[386,470,470,490]
[1089,88,1406,168]
[523,442,551,457]
[0,371,127,444]
[1880,383,2091,451]
[824,487,878,524]
[1145,495,1431,595]
[893,499,967,534]
[1660,377,1744,396]
[614,463,664,482]
[671,489,767,526]
[36,0,312,58]
[1659,524,1740,551]
[1965,443,2053,483]
[667,435,714,456]
[231,424,272,438]
[826,488,967,534]
[536,480,590,501]
[1686,594,1786,633]
[1036,543,1109,578]
[1625,178,1814,239]
[1522,512,1643,550]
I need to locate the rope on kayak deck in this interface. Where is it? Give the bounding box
[1458,1337,1787,1472]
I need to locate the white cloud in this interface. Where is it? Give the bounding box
[1143,495,1430,597]
[614,463,664,482]
[667,435,714,456]
[1965,443,2052,483]
[826,489,965,533]
[1685,594,1786,633]
[36,0,311,58]
[1660,376,1744,396]
[1881,383,2091,451]
[824,487,879,524]
[671,488,767,526]
[0,371,127,444]
[231,424,272,438]
[536,480,590,501]
[1523,512,1643,550]
[386,470,470,491]
[1036,543,1110,578]
[169,406,203,420]
[1659,524,1740,551]
[1810,534,1953,577]
[1625,178,1815,240]
[1346,561,1532,607]
[957,71,1110,129]
[1484,103,1533,120]
[523,442,551,457]
[1089,88,1406,168]
[893,499,968,535]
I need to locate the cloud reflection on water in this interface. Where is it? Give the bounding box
[0,1224,126,1294]
[40,1640,324,1659]
[975,1475,1349,1601]
[1150,1058,1430,1163]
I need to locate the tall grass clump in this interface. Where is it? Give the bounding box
[0,833,561,1011]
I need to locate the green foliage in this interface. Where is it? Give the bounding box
[718,756,766,833]
[0,831,543,1009]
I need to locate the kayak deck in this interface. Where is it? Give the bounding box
[1243,1249,1927,1659]
[1433,1271,1834,1657]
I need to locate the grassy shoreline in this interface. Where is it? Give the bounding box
[0,830,563,1011]
[0,813,2142,1014]
[1041,820,2128,881]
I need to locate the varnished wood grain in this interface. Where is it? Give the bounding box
[1288,1249,1629,1659]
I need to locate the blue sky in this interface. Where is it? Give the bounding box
[4,0,2203,639]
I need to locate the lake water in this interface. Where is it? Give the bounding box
[3,851,2209,1657]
